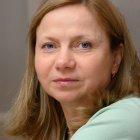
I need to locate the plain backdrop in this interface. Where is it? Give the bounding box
[0,0,139,139]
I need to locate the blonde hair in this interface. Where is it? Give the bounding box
[4,0,140,139]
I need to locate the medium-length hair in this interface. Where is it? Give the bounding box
[4,0,140,139]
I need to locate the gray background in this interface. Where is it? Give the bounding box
[0,0,140,139]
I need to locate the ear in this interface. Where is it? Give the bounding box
[111,43,124,75]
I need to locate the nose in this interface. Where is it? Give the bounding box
[55,48,76,71]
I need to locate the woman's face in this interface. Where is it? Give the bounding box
[35,4,115,105]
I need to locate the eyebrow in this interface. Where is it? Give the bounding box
[40,34,100,43]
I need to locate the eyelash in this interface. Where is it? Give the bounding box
[42,43,55,49]
[78,42,92,49]
[41,41,93,52]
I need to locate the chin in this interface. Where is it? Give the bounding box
[51,91,80,104]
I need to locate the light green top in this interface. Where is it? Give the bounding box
[71,95,140,140]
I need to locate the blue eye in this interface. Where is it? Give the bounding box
[43,43,54,49]
[41,43,58,52]
[80,42,92,49]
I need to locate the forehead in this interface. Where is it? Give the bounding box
[42,4,94,21]
[38,4,100,31]
[36,4,108,42]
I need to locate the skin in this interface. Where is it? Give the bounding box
[35,4,123,136]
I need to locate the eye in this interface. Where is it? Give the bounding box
[79,42,92,49]
[42,43,54,49]
[41,42,58,52]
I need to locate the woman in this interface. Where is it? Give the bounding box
[4,0,140,139]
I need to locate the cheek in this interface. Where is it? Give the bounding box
[35,56,42,75]
[80,54,112,87]
[82,54,112,73]
[35,55,48,82]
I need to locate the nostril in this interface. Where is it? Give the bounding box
[55,58,76,70]
[54,49,76,70]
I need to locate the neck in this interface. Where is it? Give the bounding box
[61,100,94,137]
[60,92,102,137]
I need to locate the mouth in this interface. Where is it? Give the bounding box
[53,78,79,86]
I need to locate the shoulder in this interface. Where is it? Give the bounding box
[71,95,140,140]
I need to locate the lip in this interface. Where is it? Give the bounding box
[53,78,79,86]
